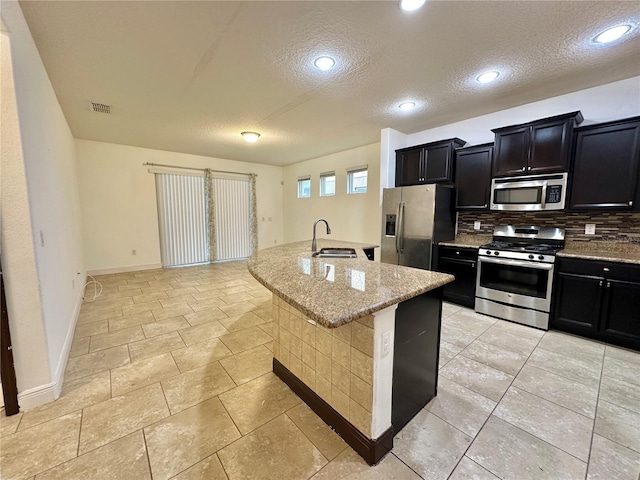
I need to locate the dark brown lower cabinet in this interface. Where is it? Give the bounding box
[551,257,640,351]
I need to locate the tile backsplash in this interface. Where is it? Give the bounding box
[458,211,640,244]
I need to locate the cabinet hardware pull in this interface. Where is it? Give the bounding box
[630,201,634,206]
[528,166,532,171]
[484,204,488,208]
[607,282,610,288]
[456,251,460,255]
[599,280,603,287]
[603,267,610,272]
[521,166,526,171]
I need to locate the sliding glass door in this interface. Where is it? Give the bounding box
[154,171,255,267]
[155,173,208,267]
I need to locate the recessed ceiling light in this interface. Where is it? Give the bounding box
[476,71,500,84]
[398,102,416,111]
[594,25,632,44]
[314,56,335,71]
[241,131,260,143]
[400,0,426,12]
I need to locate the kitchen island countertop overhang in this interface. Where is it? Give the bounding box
[247,240,455,328]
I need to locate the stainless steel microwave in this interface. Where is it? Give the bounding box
[490,173,568,211]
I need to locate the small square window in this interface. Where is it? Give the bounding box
[320,172,336,197]
[347,168,367,194]
[298,177,311,198]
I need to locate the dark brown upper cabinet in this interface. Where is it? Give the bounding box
[454,143,493,210]
[395,138,466,187]
[569,117,640,211]
[492,111,583,177]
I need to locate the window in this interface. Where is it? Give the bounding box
[320,172,335,197]
[297,177,311,198]
[347,167,368,194]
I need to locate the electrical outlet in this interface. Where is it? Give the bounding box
[382,331,392,357]
[474,221,481,230]
[131,249,137,256]
[585,223,596,235]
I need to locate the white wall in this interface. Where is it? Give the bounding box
[283,143,381,245]
[382,76,640,175]
[76,139,284,273]
[1,2,85,407]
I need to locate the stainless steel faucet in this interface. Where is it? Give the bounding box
[312,218,331,252]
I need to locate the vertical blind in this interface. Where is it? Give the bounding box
[155,173,208,267]
[213,176,252,261]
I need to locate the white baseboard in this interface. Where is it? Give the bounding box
[17,382,56,410]
[50,286,84,399]
[87,263,162,276]
[18,286,85,411]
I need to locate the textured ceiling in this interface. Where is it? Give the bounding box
[17,1,640,166]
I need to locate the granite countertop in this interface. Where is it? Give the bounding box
[558,242,640,265]
[439,234,492,249]
[247,239,454,328]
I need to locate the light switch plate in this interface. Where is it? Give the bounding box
[585,223,596,235]
[474,221,481,230]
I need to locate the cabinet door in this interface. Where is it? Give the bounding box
[552,273,603,335]
[424,144,453,183]
[570,120,640,210]
[455,146,492,209]
[438,255,477,308]
[601,279,640,349]
[529,119,571,174]
[492,126,530,177]
[396,148,424,187]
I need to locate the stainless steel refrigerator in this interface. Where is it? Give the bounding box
[380,184,456,270]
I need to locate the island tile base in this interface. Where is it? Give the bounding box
[272,293,397,465]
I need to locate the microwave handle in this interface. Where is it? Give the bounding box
[541,183,548,209]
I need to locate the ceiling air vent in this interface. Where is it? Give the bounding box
[90,102,111,114]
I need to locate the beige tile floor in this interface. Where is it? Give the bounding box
[1,261,639,479]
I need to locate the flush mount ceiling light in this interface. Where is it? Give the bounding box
[594,25,632,44]
[241,131,260,143]
[476,71,500,84]
[400,0,426,12]
[314,56,335,71]
[398,102,416,111]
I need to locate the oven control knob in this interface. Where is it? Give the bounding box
[538,255,544,260]
[494,251,499,256]
[486,250,491,255]
[528,254,534,260]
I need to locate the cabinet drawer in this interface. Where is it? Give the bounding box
[557,257,640,282]
[439,246,478,261]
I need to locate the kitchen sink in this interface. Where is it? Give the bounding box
[312,248,357,258]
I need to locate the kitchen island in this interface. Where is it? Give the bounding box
[248,240,454,465]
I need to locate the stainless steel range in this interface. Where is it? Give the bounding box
[475,225,565,330]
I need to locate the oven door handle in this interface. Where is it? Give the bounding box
[479,256,554,270]
[541,182,548,209]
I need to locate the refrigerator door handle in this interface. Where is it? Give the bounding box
[397,202,405,253]
[395,202,401,254]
